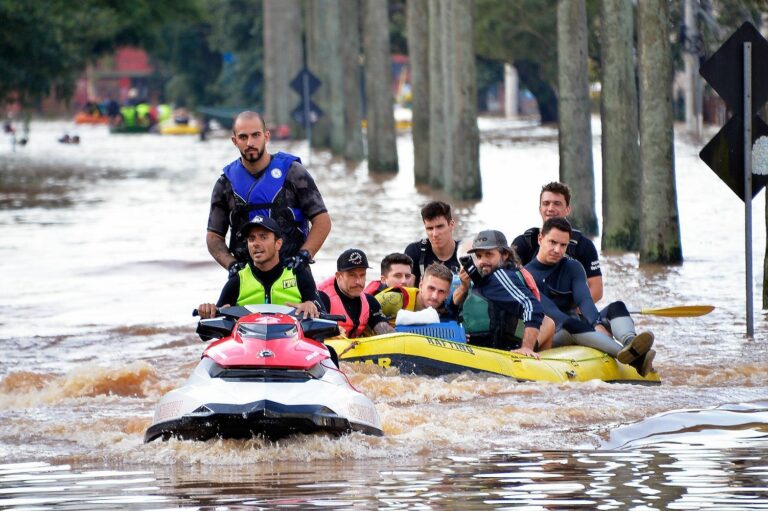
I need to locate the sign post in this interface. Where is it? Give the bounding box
[699,22,768,338]
[743,42,753,337]
[290,68,322,165]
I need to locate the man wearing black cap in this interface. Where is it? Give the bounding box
[318,249,393,338]
[197,215,322,319]
[453,229,544,356]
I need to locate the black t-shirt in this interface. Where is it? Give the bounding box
[512,228,601,279]
[207,158,328,261]
[404,238,461,286]
[319,282,389,332]
[216,261,321,308]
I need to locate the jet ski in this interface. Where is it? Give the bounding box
[144,304,383,442]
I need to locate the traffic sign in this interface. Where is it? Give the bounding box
[290,68,321,96]
[698,21,768,339]
[699,21,768,199]
[699,22,768,115]
[699,114,768,200]
[291,101,323,126]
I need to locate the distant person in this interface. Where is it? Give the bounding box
[105,97,120,123]
[376,262,457,323]
[453,230,544,357]
[173,106,190,125]
[525,217,656,376]
[197,216,321,320]
[207,111,332,279]
[318,249,393,338]
[404,201,461,286]
[364,252,415,296]
[512,181,603,302]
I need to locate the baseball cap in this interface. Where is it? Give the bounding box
[238,215,282,238]
[337,248,372,271]
[467,230,512,254]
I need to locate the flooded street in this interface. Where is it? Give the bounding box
[1,119,767,509]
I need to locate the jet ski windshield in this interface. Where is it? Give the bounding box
[237,323,298,340]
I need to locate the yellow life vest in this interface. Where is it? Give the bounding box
[237,266,302,305]
[376,286,419,323]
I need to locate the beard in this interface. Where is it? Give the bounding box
[241,143,264,164]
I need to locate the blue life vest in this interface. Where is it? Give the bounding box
[223,151,308,237]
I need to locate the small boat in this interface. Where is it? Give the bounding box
[159,123,201,135]
[144,304,383,442]
[109,124,151,134]
[73,113,108,125]
[326,322,661,385]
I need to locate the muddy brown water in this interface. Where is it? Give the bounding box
[0,119,767,509]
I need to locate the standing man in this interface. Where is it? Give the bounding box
[453,230,544,357]
[525,217,655,376]
[404,201,461,286]
[319,249,394,338]
[207,111,332,278]
[197,216,321,319]
[512,182,603,302]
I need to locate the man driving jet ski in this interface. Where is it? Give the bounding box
[197,216,323,319]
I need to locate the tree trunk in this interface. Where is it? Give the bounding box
[445,0,480,199]
[407,0,430,184]
[428,0,446,188]
[362,0,399,172]
[305,0,328,148]
[341,0,365,161]
[426,0,480,198]
[326,0,346,155]
[637,0,682,264]
[307,0,344,152]
[514,60,559,124]
[263,0,303,133]
[683,0,703,139]
[556,0,597,235]
[600,0,641,251]
[764,195,767,309]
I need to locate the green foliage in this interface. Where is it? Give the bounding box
[206,0,263,108]
[0,0,198,103]
[474,0,560,121]
[389,0,408,55]
[150,11,223,108]
[475,0,558,81]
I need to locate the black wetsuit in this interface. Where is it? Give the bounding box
[512,228,601,280]
[524,257,599,328]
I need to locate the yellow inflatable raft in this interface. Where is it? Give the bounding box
[159,123,201,135]
[327,332,660,385]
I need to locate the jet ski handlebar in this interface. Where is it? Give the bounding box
[192,307,346,323]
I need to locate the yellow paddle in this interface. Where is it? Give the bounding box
[631,305,714,317]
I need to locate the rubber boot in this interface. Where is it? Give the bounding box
[630,349,656,377]
[616,331,655,364]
